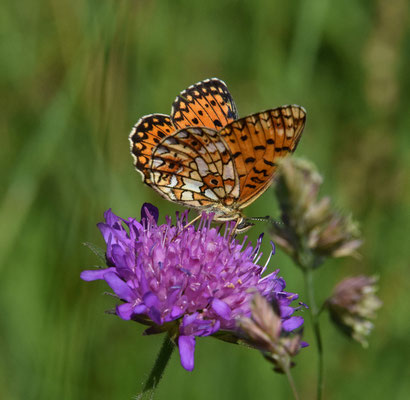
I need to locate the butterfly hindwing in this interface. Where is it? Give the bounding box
[171,78,239,130]
[218,105,306,208]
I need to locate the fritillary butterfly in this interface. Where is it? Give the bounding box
[129,78,306,232]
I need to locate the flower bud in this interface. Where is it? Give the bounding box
[326,275,382,347]
[239,293,306,373]
[270,158,362,268]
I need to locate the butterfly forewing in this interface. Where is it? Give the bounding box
[148,127,240,209]
[129,114,175,181]
[219,105,306,208]
[171,78,239,130]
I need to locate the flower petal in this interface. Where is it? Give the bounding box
[170,306,184,319]
[133,304,147,314]
[148,306,162,325]
[143,292,160,308]
[111,244,129,270]
[178,335,196,371]
[80,267,114,281]
[104,271,134,301]
[141,203,159,223]
[97,223,114,244]
[183,312,199,326]
[282,316,304,331]
[211,298,232,320]
[116,303,134,320]
[104,208,120,226]
[280,305,295,318]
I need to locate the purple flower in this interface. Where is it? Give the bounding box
[81,204,304,371]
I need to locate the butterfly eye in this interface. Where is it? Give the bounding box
[236,219,255,233]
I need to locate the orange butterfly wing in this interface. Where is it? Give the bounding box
[219,105,306,208]
[129,114,175,182]
[129,78,238,183]
[147,127,240,213]
[171,78,238,130]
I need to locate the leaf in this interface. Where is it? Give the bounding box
[83,242,106,262]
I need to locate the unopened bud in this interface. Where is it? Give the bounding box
[326,275,382,347]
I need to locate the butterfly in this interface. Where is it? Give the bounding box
[129,78,306,232]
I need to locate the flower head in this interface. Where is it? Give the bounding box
[326,275,382,347]
[270,158,362,268]
[81,204,304,370]
[239,293,307,373]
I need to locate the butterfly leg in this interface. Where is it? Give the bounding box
[227,216,250,239]
[181,213,203,230]
[228,218,240,239]
[172,213,203,242]
[234,217,255,234]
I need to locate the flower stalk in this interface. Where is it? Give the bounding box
[269,157,367,400]
[283,364,300,400]
[139,335,175,399]
[304,268,324,400]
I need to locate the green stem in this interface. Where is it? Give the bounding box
[304,268,324,400]
[139,334,175,399]
[283,363,300,400]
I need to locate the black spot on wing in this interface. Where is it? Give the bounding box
[263,159,276,167]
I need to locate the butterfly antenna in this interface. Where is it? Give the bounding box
[244,215,284,227]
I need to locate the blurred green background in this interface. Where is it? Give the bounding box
[1,0,409,399]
